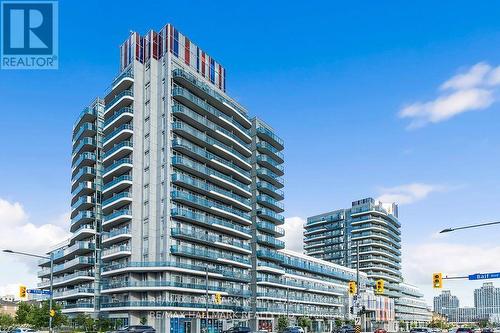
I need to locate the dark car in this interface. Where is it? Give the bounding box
[223,327,251,333]
[374,329,387,333]
[334,326,354,333]
[116,326,156,333]
[283,327,305,333]
[411,329,432,333]
[456,329,474,333]
[481,329,493,333]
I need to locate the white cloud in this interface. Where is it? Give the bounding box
[377,183,445,205]
[0,198,69,298]
[283,216,305,253]
[403,241,500,306]
[399,62,500,129]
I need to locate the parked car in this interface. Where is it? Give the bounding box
[223,327,251,333]
[374,328,387,333]
[115,326,156,333]
[481,329,493,333]
[283,327,305,333]
[334,326,354,333]
[9,329,39,333]
[410,328,432,333]
[456,328,474,333]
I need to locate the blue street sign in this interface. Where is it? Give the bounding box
[27,289,52,295]
[468,272,500,280]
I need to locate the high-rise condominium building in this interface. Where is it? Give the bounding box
[474,283,500,320]
[433,290,459,317]
[305,198,430,329]
[38,23,368,333]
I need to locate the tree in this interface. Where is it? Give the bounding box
[335,318,343,328]
[398,321,407,332]
[297,316,312,332]
[15,302,32,324]
[277,316,289,333]
[0,313,14,329]
[96,317,113,332]
[74,313,95,332]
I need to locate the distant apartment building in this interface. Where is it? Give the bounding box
[433,290,459,317]
[448,307,477,324]
[305,198,430,329]
[38,23,373,333]
[474,282,500,320]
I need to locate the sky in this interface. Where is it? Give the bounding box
[1,0,500,308]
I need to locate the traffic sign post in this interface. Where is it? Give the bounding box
[27,289,52,296]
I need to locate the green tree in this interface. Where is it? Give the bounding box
[0,313,14,329]
[15,302,33,324]
[277,316,289,333]
[96,317,113,332]
[297,316,312,332]
[74,313,95,332]
[335,318,343,328]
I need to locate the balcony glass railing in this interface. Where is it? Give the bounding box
[257,194,284,211]
[257,235,285,249]
[72,167,96,183]
[71,196,95,211]
[72,152,96,170]
[71,181,98,197]
[257,154,284,172]
[256,249,285,262]
[171,173,250,207]
[102,141,133,160]
[103,158,133,175]
[105,90,133,112]
[103,124,133,144]
[73,107,96,130]
[172,138,250,179]
[103,107,133,128]
[172,156,250,193]
[102,192,132,207]
[256,181,284,199]
[172,86,249,135]
[257,208,285,224]
[171,227,250,251]
[171,208,251,236]
[170,245,250,265]
[72,123,96,143]
[111,70,134,88]
[172,68,249,124]
[54,288,95,298]
[172,103,250,150]
[256,126,284,147]
[102,280,250,296]
[256,141,284,161]
[256,221,285,236]
[102,244,131,257]
[62,303,94,309]
[102,260,251,281]
[171,191,250,222]
[256,168,284,186]
[71,211,96,225]
[101,301,249,311]
[352,239,401,254]
[72,138,97,155]
[103,174,132,191]
[103,209,132,223]
[102,227,130,241]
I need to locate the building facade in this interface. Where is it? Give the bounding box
[433,290,459,318]
[38,23,368,333]
[305,198,430,329]
[474,283,500,320]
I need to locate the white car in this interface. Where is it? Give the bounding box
[10,328,39,333]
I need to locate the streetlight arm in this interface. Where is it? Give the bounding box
[2,249,50,260]
[439,221,500,233]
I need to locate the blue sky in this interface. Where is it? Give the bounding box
[1,0,500,306]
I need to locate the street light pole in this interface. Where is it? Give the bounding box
[440,220,500,233]
[2,249,54,333]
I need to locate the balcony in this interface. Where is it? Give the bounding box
[171,138,251,184]
[72,123,97,144]
[61,302,94,313]
[101,300,248,312]
[102,209,132,229]
[257,208,285,225]
[72,138,97,158]
[256,155,284,176]
[256,126,284,150]
[73,107,97,132]
[172,156,251,197]
[102,227,131,245]
[102,244,131,261]
[171,173,250,211]
[103,107,133,131]
[171,191,251,225]
[103,174,132,195]
[70,224,96,242]
[71,166,96,186]
[72,153,96,174]
[256,141,284,164]
[171,208,251,239]
[103,124,133,149]
[102,192,132,212]
[50,241,95,264]
[353,239,401,255]
[172,103,251,157]
[170,245,251,268]
[39,257,94,277]
[71,196,95,215]
[256,181,284,201]
[256,221,285,237]
[104,90,133,117]
[53,288,95,300]
[70,211,96,231]
[105,70,134,103]
[71,181,98,198]
[172,122,251,172]
[257,194,284,213]
[171,86,251,142]
[256,249,285,263]
[257,235,285,249]
[103,158,133,179]
[102,141,133,163]
[38,270,94,288]
[172,68,252,130]
[256,168,284,188]
[171,227,251,254]
[256,261,286,275]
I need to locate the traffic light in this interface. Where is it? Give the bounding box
[433,273,443,288]
[49,309,55,317]
[348,281,357,295]
[375,279,384,294]
[214,293,222,304]
[19,285,27,299]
